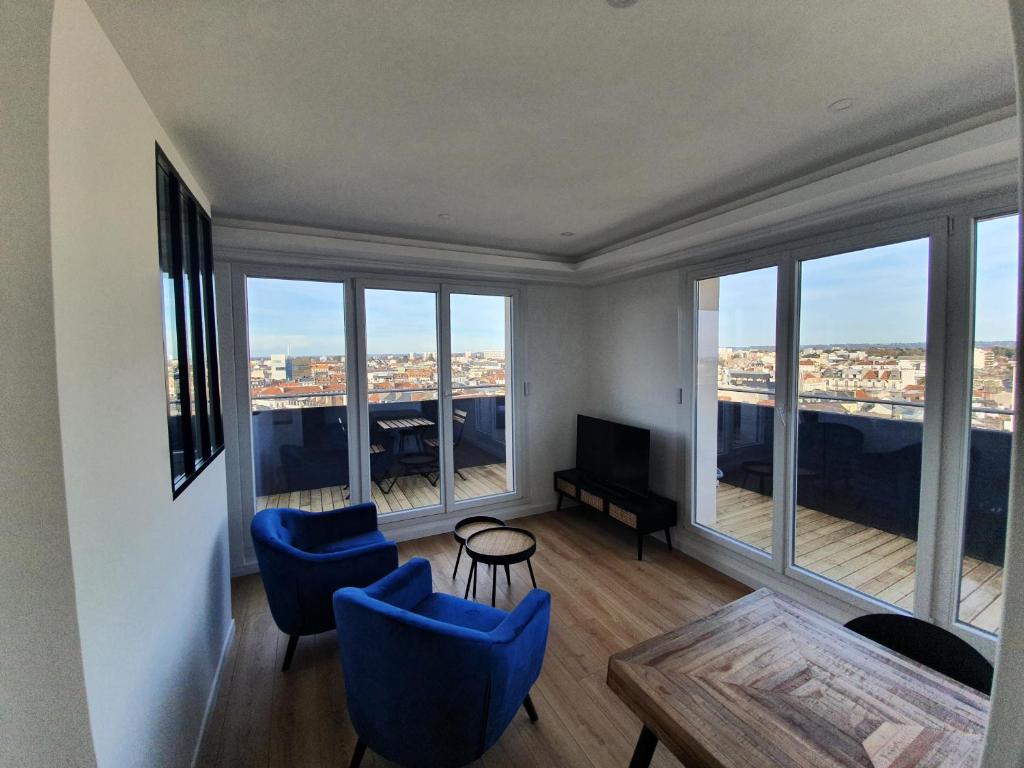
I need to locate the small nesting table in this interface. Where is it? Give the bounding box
[452,515,506,579]
[464,527,538,607]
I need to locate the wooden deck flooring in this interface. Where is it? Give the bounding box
[256,462,510,515]
[196,508,749,768]
[710,483,1003,633]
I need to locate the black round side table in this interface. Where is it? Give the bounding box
[452,515,506,580]
[464,527,538,607]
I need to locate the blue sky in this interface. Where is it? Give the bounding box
[244,215,1018,356]
[246,281,507,356]
[716,214,1019,347]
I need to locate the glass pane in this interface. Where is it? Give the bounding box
[694,267,777,552]
[958,214,1017,634]
[247,278,353,513]
[365,289,441,513]
[196,216,219,454]
[794,238,929,609]
[157,167,186,484]
[179,193,202,462]
[450,294,513,501]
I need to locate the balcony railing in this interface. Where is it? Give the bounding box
[250,394,507,499]
[713,398,1010,566]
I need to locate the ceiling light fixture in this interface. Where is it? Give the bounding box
[438,213,451,220]
[827,97,855,113]
[560,232,575,237]
[606,0,638,7]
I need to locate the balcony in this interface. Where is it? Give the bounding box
[251,390,510,515]
[709,397,1008,632]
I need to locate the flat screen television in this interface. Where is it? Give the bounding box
[576,414,650,496]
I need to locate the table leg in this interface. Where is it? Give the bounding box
[504,564,511,586]
[628,726,658,768]
[473,560,478,598]
[452,543,463,579]
[463,560,474,599]
[491,567,497,607]
[527,558,537,588]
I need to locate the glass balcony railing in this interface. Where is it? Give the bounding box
[714,397,1009,565]
[251,392,509,509]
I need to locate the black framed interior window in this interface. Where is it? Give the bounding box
[157,145,223,496]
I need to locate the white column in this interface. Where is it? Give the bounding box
[695,278,720,526]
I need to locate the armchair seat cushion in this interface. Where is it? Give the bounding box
[309,529,386,555]
[412,593,506,633]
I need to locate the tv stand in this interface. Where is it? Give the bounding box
[553,468,677,560]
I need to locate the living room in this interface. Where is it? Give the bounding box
[4,2,1024,767]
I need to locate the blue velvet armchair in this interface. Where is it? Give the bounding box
[251,503,398,671]
[333,557,551,768]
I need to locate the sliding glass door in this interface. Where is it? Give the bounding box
[449,292,515,502]
[955,213,1018,635]
[693,267,778,553]
[235,271,518,535]
[245,277,356,513]
[363,288,443,514]
[792,238,931,609]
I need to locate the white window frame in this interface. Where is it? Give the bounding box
[680,191,1017,658]
[222,263,525,546]
[939,198,1020,645]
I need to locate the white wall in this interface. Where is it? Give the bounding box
[48,1,231,766]
[583,270,683,498]
[0,3,97,766]
[521,284,589,504]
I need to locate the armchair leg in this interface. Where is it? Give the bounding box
[523,694,539,723]
[282,634,300,672]
[349,738,366,768]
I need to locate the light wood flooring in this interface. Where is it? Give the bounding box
[196,508,749,768]
[711,482,1003,632]
[256,462,510,515]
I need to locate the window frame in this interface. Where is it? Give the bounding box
[942,203,1020,639]
[680,192,1017,658]
[156,145,224,497]
[223,262,525,568]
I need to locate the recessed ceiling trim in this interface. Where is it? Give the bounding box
[579,113,1018,273]
[216,115,1017,286]
[214,220,577,283]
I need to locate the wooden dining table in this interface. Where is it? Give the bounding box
[607,588,990,768]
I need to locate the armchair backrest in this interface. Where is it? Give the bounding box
[252,504,396,637]
[333,559,550,767]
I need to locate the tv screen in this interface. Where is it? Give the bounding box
[576,415,650,495]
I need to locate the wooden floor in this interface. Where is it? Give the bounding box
[711,483,1003,632]
[196,509,749,768]
[256,462,510,515]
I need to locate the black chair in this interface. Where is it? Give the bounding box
[844,614,993,695]
[424,408,469,483]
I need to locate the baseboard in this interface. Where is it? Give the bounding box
[673,532,860,625]
[380,500,552,543]
[190,618,236,768]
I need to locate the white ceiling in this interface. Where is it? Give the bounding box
[87,1,1015,258]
